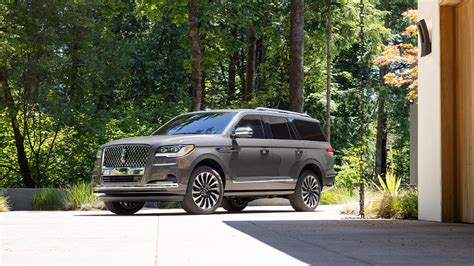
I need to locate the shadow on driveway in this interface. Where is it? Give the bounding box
[74,209,302,217]
[223,219,474,265]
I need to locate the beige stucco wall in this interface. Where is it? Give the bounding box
[417,0,442,222]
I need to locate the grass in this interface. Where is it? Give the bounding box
[32,188,67,210]
[32,183,105,211]
[342,188,418,219]
[64,182,104,211]
[320,188,353,205]
[0,188,10,212]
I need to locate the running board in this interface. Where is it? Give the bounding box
[224,190,294,197]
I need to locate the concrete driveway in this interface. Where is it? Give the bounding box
[1,205,474,265]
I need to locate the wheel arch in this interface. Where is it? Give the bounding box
[299,161,324,187]
[191,155,228,188]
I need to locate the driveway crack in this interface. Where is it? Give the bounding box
[154,216,160,266]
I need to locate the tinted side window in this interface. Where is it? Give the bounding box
[264,116,292,140]
[235,115,265,138]
[292,119,326,141]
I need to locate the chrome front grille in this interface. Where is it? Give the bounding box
[102,145,150,168]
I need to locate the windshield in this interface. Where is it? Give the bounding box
[153,112,237,135]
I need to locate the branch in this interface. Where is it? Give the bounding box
[0,163,20,174]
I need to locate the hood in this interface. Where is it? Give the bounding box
[102,134,226,148]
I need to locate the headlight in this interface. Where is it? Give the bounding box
[155,145,195,158]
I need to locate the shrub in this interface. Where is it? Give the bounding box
[320,188,353,205]
[32,188,66,210]
[0,189,10,212]
[365,192,397,218]
[373,172,401,196]
[64,182,104,210]
[394,189,418,219]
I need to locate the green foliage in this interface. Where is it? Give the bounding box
[366,192,397,218]
[320,188,353,205]
[374,172,401,196]
[32,188,66,210]
[0,188,9,211]
[64,182,104,211]
[0,0,416,189]
[364,188,418,219]
[394,189,418,219]
[0,196,9,212]
[334,147,374,193]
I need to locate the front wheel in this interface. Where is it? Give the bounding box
[181,166,224,214]
[104,201,145,215]
[289,170,321,212]
[222,197,248,212]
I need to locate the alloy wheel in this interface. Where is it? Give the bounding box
[301,175,320,208]
[192,171,221,210]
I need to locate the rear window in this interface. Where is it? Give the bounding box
[292,119,326,141]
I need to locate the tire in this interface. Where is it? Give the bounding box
[181,166,224,214]
[222,197,248,212]
[289,170,321,212]
[104,201,145,215]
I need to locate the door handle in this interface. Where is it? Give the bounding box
[295,149,303,155]
[260,148,269,154]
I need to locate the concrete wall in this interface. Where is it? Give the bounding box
[417,0,442,222]
[410,103,418,186]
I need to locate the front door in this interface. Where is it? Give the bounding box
[227,115,273,190]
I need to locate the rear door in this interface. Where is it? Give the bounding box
[261,115,300,190]
[290,118,335,179]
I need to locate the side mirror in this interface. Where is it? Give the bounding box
[232,127,253,138]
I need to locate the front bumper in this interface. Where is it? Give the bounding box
[94,182,185,202]
[94,182,179,193]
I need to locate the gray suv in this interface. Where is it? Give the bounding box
[93,108,335,215]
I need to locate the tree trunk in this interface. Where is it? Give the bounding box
[289,0,305,112]
[188,0,203,111]
[238,47,246,96]
[0,67,36,188]
[245,27,256,101]
[201,71,206,109]
[255,35,266,92]
[375,8,390,177]
[375,94,387,177]
[325,0,333,142]
[228,52,237,104]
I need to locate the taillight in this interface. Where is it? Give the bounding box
[326,148,334,156]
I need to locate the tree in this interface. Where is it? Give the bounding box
[325,0,333,142]
[289,0,305,112]
[0,67,35,188]
[374,10,418,101]
[245,27,257,101]
[188,0,203,111]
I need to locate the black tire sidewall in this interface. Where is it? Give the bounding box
[222,197,248,212]
[289,170,321,212]
[104,201,145,215]
[181,166,224,214]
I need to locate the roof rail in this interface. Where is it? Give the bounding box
[255,107,311,118]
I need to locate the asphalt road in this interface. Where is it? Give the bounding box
[1,205,474,265]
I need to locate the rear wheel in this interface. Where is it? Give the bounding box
[181,166,224,214]
[222,197,248,212]
[104,201,145,215]
[289,170,321,212]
